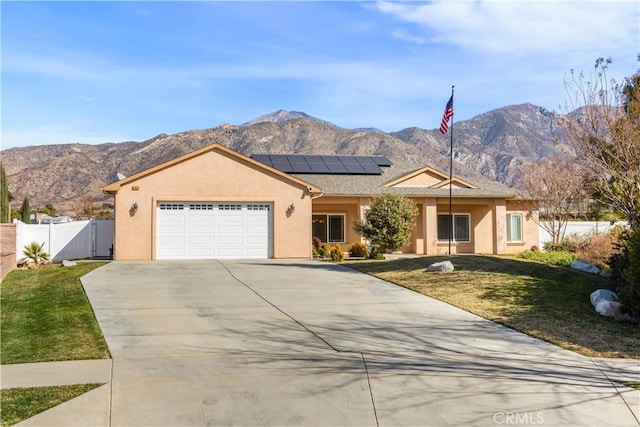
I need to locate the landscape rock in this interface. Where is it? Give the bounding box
[594,300,622,318]
[427,260,454,272]
[590,289,618,307]
[570,260,600,275]
[62,260,77,267]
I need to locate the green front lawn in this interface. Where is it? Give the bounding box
[345,255,640,358]
[0,384,104,427]
[1,263,110,364]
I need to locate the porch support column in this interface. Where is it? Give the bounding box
[358,198,370,243]
[494,199,507,254]
[414,200,425,255]
[425,198,438,254]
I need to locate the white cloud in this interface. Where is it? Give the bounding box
[391,29,427,44]
[376,0,639,54]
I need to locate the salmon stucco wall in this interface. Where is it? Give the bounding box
[504,200,539,253]
[111,149,313,260]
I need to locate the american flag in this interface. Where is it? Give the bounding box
[439,95,454,134]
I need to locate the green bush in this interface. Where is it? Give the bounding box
[369,247,384,260]
[610,229,640,317]
[519,249,579,266]
[354,193,418,253]
[348,242,369,258]
[311,246,320,258]
[330,245,345,262]
[543,241,569,252]
[318,243,333,258]
[23,242,49,265]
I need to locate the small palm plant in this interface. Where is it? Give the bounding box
[23,242,50,265]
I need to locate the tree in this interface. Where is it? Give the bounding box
[354,193,418,253]
[519,155,590,243]
[0,162,10,223]
[560,57,640,228]
[38,203,57,217]
[20,198,30,223]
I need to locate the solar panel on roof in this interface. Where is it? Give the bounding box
[272,159,293,172]
[372,156,393,167]
[269,155,288,163]
[362,164,382,174]
[323,156,341,165]
[344,164,367,174]
[309,163,330,173]
[340,157,359,164]
[327,163,348,173]
[305,155,323,163]
[288,156,307,164]
[250,154,389,175]
[356,157,376,166]
[252,154,271,165]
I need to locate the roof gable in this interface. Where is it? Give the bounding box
[103,143,322,194]
[384,166,478,189]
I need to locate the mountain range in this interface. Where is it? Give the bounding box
[2,103,567,213]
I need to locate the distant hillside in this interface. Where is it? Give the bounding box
[1,105,568,213]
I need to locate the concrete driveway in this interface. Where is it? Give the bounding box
[51,260,640,425]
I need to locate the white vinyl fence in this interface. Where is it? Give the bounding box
[539,221,627,249]
[15,219,114,262]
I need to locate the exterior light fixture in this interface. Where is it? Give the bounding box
[131,202,139,212]
[288,203,295,213]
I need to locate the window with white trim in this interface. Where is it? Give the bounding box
[247,204,270,211]
[437,214,470,242]
[506,213,523,243]
[312,214,345,243]
[190,204,214,210]
[159,203,184,210]
[218,204,241,211]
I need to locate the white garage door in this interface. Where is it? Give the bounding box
[156,203,272,259]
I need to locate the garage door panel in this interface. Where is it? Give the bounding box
[188,236,214,245]
[217,248,245,258]
[157,203,272,259]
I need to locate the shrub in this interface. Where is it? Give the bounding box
[354,193,418,253]
[530,245,540,252]
[610,229,640,317]
[23,242,49,265]
[369,247,384,260]
[519,249,579,266]
[319,243,333,258]
[543,241,568,252]
[330,245,345,262]
[312,236,321,250]
[311,246,320,258]
[348,242,369,258]
[575,234,615,269]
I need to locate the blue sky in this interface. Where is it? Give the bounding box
[2,1,638,149]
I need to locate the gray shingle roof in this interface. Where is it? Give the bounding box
[292,164,517,199]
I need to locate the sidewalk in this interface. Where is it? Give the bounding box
[0,359,112,389]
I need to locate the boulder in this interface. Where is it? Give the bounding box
[427,260,454,272]
[595,300,623,318]
[62,260,77,267]
[570,260,600,275]
[590,289,618,307]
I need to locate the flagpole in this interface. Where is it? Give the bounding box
[448,85,455,255]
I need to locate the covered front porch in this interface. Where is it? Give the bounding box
[311,196,532,255]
